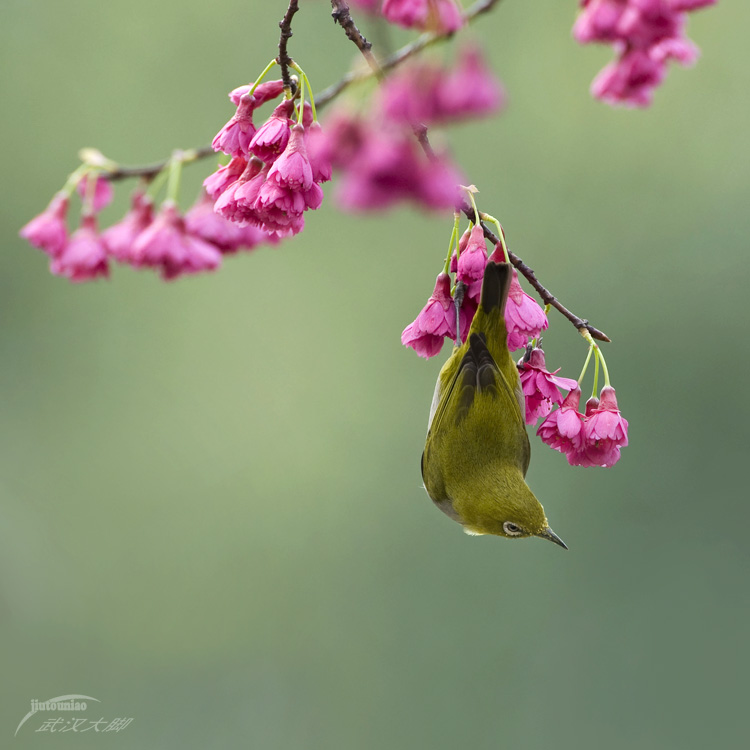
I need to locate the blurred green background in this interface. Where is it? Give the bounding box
[1,1,747,748]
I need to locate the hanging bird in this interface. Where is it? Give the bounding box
[421,261,567,548]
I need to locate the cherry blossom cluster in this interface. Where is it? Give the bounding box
[311,45,500,212]
[573,0,717,107]
[351,0,465,32]
[402,230,548,359]
[19,172,275,282]
[401,214,629,466]
[206,77,331,237]
[538,384,628,467]
[517,337,628,467]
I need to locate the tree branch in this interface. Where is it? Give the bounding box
[104,0,501,182]
[277,0,300,91]
[471,212,612,343]
[318,0,502,107]
[329,2,609,342]
[329,1,382,78]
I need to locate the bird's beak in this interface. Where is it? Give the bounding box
[536,526,568,550]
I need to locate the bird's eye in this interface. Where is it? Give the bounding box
[503,521,523,536]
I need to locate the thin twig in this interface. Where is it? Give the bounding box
[470,211,611,343]
[330,0,610,343]
[105,146,216,181]
[277,0,300,90]
[317,0,502,107]
[329,1,382,77]
[104,0,500,182]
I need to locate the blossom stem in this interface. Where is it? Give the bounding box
[578,345,594,385]
[464,189,480,225]
[294,70,306,124]
[81,171,98,216]
[444,213,460,275]
[592,345,601,398]
[290,63,318,123]
[301,71,318,122]
[249,59,279,96]
[61,164,91,197]
[480,212,509,262]
[145,164,170,200]
[166,151,184,204]
[596,345,611,388]
[277,0,301,92]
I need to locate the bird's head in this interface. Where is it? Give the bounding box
[459,477,568,549]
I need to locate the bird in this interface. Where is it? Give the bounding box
[421,261,567,548]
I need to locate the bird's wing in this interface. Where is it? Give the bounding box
[424,333,530,483]
[430,333,525,436]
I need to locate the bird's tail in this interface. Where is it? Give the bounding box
[468,262,518,392]
[479,261,512,317]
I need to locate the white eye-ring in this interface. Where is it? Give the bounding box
[503,521,523,536]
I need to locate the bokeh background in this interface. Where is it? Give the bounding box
[1,1,747,748]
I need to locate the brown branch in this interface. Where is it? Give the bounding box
[277,0,300,91]
[329,1,380,75]
[104,0,500,181]
[317,0,502,107]
[104,146,216,181]
[468,208,611,342]
[328,0,608,342]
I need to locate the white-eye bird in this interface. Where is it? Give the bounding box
[421,261,567,548]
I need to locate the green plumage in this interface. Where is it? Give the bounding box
[421,262,566,547]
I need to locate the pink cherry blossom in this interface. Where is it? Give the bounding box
[573,0,717,107]
[19,192,69,257]
[379,62,442,125]
[249,100,294,163]
[229,79,284,107]
[212,93,257,157]
[456,225,488,284]
[267,124,314,192]
[459,293,478,343]
[130,201,187,270]
[560,388,628,467]
[382,0,463,32]
[213,158,265,224]
[583,385,628,458]
[131,201,222,279]
[203,156,248,200]
[437,46,505,122]
[519,347,579,426]
[504,269,548,352]
[76,173,114,212]
[50,215,109,282]
[166,234,222,280]
[252,180,310,234]
[416,154,463,210]
[650,36,699,65]
[573,0,627,44]
[185,191,254,252]
[307,109,367,169]
[537,386,586,455]
[379,48,503,126]
[402,272,456,358]
[336,131,460,212]
[101,191,154,263]
[336,134,422,210]
[305,122,332,183]
[591,48,666,107]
